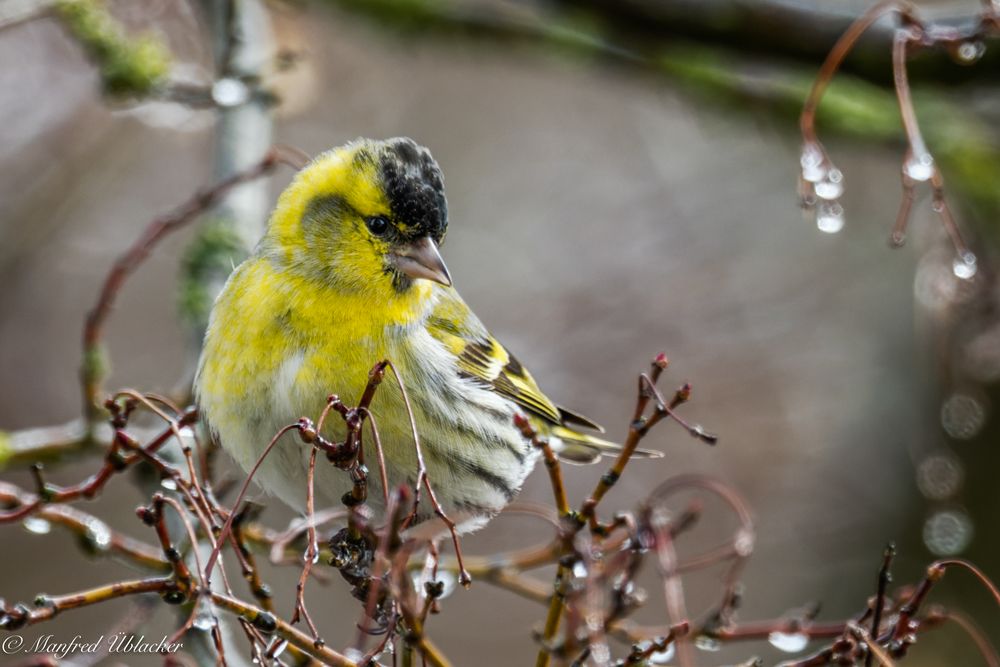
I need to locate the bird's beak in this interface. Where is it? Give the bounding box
[391,237,452,287]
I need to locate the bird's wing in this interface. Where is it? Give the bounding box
[427,290,564,425]
[426,290,662,463]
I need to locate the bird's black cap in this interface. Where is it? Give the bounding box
[376,138,448,245]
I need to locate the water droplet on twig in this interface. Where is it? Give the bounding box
[649,644,675,664]
[800,143,828,184]
[23,517,51,535]
[952,252,977,280]
[816,201,844,234]
[904,152,935,182]
[954,41,986,64]
[768,631,809,653]
[814,169,843,201]
[85,519,113,552]
[193,604,219,632]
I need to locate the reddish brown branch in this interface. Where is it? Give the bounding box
[80,145,308,418]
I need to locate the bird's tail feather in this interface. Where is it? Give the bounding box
[548,425,664,465]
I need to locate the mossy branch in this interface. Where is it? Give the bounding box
[54,0,171,97]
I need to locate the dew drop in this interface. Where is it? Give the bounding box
[193,609,218,632]
[694,635,721,652]
[923,509,973,556]
[85,519,113,552]
[955,41,986,64]
[916,452,964,500]
[814,169,844,201]
[800,144,828,184]
[953,253,977,280]
[768,631,809,653]
[160,477,178,491]
[816,201,844,234]
[23,517,52,535]
[649,643,675,664]
[905,153,935,182]
[211,77,250,108]
[572,561,588,579]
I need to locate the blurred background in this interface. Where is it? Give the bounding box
[1,0,999,664]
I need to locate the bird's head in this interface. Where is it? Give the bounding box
[265,137,451,295]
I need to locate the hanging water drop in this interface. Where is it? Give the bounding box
[800,143,827,183]
[955,41,986,64]
[23,517,52,535]
[816,201,844,234]
[904,153,935,182]
[160,477,178,491]
[952,253,977,280]
[193,601,218,632]
[814,169,843,201]
[649,644,675,664]
[768,631,809,653]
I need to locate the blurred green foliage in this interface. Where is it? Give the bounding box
[326,0,1000,234]
[56,0,170,96]
[178,218,247,328]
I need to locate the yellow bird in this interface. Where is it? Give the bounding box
[195,137,659,531]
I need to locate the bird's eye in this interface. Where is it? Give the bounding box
[365,216,390,236]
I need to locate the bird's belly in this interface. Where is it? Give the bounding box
[203,333,537,528]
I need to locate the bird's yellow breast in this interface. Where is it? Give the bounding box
[196,255,435,439]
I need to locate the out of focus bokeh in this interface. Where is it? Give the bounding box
[1,0,999,665]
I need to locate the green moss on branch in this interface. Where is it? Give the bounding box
[55,0,171,97]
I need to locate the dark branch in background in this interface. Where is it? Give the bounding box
[563,0,1000,87]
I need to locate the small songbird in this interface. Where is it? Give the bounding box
[195,138,659,531]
